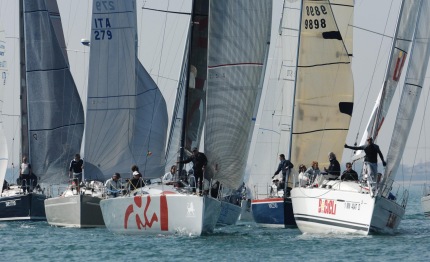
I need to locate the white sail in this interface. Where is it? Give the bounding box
[290,0,354,167]
[203,0,272,190]
[23,0,85,183]
[246,0,301,197]
[384,0,430,185]
[0,22,8,190]
[354,0,420,158]
[85,0,168,180]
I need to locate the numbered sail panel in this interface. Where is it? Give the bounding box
[291,0,353,167]
[86,0,168,180]
[23,0,84,182]
[205,0,272,189]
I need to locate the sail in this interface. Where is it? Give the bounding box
[354,0,420,157]
[85,0,168,180]
[204,0,272,189]
[246,0,300,196]
[165,37,190,171]
[290,0,354,168]
[183,0,209,153]
[0,22,8,190]
[45,0,68,64]
[23,0,85,183]
[384,0,430,184]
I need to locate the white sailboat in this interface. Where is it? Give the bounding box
[1,0,85,221]
[291,0,429,235]
[100,0,271,234]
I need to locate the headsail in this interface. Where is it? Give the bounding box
[85,0,168,180]
[290,0,354,168]
[204,0,272,190]
[383,0,430,187]
[0,22,8,190]
[246,0,301,197]
[23,0,85,183]
[354,0,420,159]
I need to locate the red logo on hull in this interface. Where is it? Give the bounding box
[318,199,337,215]
[124,195,169,231]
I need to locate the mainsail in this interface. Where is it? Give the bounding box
[354,0,420,157]
[85,0,168,180]
[204,0,272,190]
[0,22,8,190]
[383,0,430,187]
[290,0,354,168]
[23,0,85,183]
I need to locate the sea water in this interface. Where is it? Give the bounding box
[1,186,428,262]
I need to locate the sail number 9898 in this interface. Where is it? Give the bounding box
[304,5,328,29]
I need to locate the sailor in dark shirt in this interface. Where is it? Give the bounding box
[324,152,341,180]
[345,137,386,182]
[341,162,358,181]
[69,154,84,183]
[177,147,207,195]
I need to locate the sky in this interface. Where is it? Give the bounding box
[1,0,430,182]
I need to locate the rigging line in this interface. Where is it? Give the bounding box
[156,0,170,86]
[419,86,430,186]
[354,0,396,145]
[142,7,191,16]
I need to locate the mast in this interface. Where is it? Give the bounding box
[178,0,195,175]
[287,0,303,165]
[19,0,29,162]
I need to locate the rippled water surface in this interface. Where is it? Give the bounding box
[1,186,428,262]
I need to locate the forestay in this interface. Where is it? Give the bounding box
[384,0,430,186]
[85,0,168,180]
[23,0,84,183]
[290,0,353,168]
[204,0,272,189]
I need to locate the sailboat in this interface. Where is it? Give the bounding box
[1,0,85,221]
[45,0,169,228]
[290,0,429,235]
[100,0,271,235]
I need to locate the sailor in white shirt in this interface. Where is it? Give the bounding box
[162,165,177,184]
[105,173,122,197]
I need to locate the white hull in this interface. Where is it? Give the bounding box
[421,194,430,217]
[101,194,221,236]
[291,181,405,235]
[45,195,104,228]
